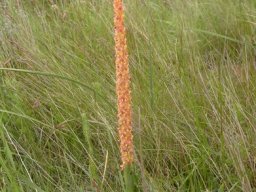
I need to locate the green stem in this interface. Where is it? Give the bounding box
[124,164,136,192]
[82,113,98,186]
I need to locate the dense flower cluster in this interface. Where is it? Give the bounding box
[114,0,134,170]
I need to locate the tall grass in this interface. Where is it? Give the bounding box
[0,0,256,191]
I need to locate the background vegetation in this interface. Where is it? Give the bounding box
[0,0,256,191]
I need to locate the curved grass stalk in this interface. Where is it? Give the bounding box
[0,67,114,109]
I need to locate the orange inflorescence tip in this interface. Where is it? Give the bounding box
[114,0,134,170]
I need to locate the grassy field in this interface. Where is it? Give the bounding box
[0,0,256,191]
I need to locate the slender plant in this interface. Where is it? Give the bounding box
[113,0,135,191]
[82,113,98,188]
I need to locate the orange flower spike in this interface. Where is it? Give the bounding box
[114,0,134,170]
